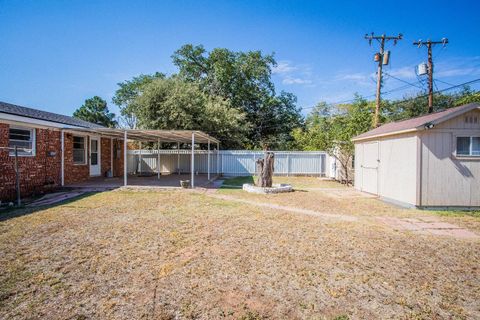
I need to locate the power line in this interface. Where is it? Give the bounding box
[387,77,480,108]
[435,78,456,87]
[365,32,403,127]
[384,72,424,89]
[202,78,480,137]
[413,38,449,113]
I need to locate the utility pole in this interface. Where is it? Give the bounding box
[413,38,448,113]
[365,33,403,127]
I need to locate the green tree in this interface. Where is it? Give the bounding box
[384,86,479,122]
[133,78,248,148]
[113,72,165,128]
[293,96,373,182]
[73,96,117,127]
[172,44,302,148]
[454,86,480,106]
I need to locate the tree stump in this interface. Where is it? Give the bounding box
[256,152,274,187]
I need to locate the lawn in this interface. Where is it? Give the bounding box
[0,177,479,319]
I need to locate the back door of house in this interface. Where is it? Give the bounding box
[89,137,101,176]
[361,141,379,195]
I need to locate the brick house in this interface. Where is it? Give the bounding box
[0,101,124,201]
[1,101,219,202]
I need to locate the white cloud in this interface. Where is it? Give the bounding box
[282,77,312,85]
[387,66,416,79]
[273,60,314,86]
[436,67,480,78]
[335,73,368,82]
[333,72,374,87]
[272,61,297,74]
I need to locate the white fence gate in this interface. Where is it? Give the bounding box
[128,150,328,177]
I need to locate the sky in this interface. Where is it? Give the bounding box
[1,0,480,117]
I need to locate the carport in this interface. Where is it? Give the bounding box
[60,128,220,188]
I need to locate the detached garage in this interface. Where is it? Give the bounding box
[352,103,480,209]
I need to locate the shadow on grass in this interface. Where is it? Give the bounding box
[0,192,98,222]
[430,210,480,218]
[220,176,255,189]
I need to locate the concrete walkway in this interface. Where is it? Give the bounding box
[377,216,479,239]
[26,191,89,207]
[208,193,358,222]
[204,181,478,239]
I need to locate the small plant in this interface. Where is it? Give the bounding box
[238,310,265,320]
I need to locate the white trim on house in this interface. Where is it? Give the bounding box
[453,134,480,159]
[89,136,101,176]
[72,134,88,165]
[352,128,420,142]
[8,125,36,157]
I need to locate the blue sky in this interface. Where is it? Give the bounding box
[1,0,479,117]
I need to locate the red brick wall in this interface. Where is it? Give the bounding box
[0,123,61,201]
[113,139,124,177]
[63,133,90,185]
[101,137,112,176]
[0,122,125,201]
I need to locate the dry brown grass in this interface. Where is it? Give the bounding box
[218,176,480,233]
[0,181,479,319]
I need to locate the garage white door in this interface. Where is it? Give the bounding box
[361,142,379,195]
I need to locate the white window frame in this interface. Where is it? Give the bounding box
[454,135,480,158]
[73,135,88,165]
[8,126,36,157]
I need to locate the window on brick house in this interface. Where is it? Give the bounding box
[9,126,35,156]
[456,136,480,157]
[73,136,86,164]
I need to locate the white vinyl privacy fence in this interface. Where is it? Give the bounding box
[128,150,327,177]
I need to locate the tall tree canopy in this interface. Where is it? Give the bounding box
[112,44,302,148]
[73,96,117,127]
[132,78,247,147]
[172,44,302,148]
[113,72,165,128]
[293,96,374,181]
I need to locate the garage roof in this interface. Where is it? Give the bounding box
[352,103,480,142]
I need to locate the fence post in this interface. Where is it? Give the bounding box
[207,140,211,180]
[220,153,225,174]
[287,153,290,177]
[253,152,256,176]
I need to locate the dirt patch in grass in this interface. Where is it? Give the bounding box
[0,189,479,319]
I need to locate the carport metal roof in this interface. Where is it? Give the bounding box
[61,128,220,144]
[59,127,219,189]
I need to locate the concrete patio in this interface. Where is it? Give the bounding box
[65,173,215,190]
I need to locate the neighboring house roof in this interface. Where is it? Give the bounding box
[0,101,105,129]
[353,103,480,141]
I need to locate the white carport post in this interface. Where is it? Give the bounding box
[123,130,127,186]
[61,130,65,186]
[207,139,211,180]
[139,141,142,174]
[216,142,220,175]
[157,138,161,179]
[177,142,180,175]
[191,133,195,188]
